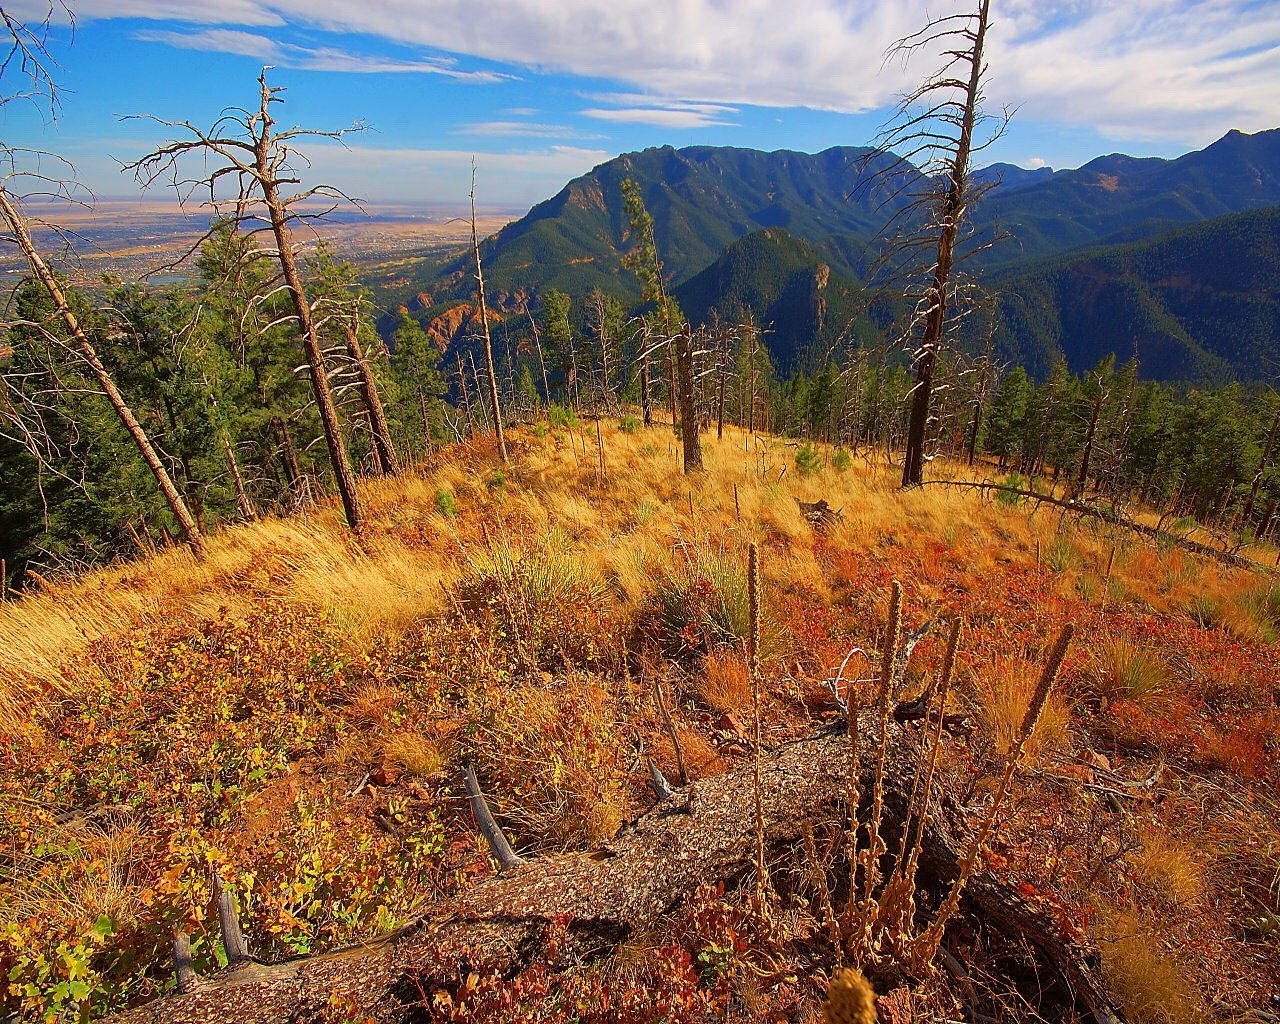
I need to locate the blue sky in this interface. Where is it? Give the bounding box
[3,0,1278,211]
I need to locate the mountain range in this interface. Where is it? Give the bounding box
[400,128,1280,383]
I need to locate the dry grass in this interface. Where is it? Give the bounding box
[698,648,752,715]
[970,655,1072,763]
[383,732,450,779]
[1099,913,1212,1024]
[1129,828,1205,907]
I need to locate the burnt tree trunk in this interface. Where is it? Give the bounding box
[901,0,989,489]
[106,728,1123,1024]
[470,173,508,464]
[256,142,362,531]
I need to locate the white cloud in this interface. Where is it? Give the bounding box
[581,107,733,129]
[456,120,603,140]
[1025,156,1047,169]
[284,142,614,206]
[133,28,510,80]
[37,1,1280,145]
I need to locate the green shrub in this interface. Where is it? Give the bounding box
[1045,535,1077,573]
[433,488,458,518]
[831,449,852,473]
[995,472,1027,507]
[652,547,751,658]
[795,442,822,476]
[1096,637,1168,705]
[548,404,579,429]
[486,470,506,493]
[619,415,640,434]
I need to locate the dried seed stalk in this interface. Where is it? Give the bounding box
[910,623,1074,969]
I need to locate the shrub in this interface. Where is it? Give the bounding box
[486,470,506,493]
[652,547,751,658]
[548,404,579,429]
[1044,535,1077,573]
[433,488,459,518]
[457,534,614,669]
[469,677,632,848]
[795,442,822,476]
[831,449,852,473]
[1095,637,1167,705]
[995,472,1027,506]
[619,415,640,434]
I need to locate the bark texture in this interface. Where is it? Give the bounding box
[108,725,1122,1024]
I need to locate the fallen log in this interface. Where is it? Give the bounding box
[925,478,1271,574]
[108,724,1123,1024]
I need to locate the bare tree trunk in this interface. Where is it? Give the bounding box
[1076,392,1104,490]
[341,320,399,476]
[641,342,653,427]
[0,187,206,556]
[1243,402,1280,525]
[675,328,703,474]
[470,165,508,464]
[258,185,361,530]
[901,0,989,489]
[456,353,473,434]
[716,326,727,440]
[966,401,982,466]
[469,351,490,431]
[523,300,551,408]
[221,431,257,521]
[274,416,306,503]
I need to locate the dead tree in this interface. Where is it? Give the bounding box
[340,316,399,475]
[1243,395,1280,526]
[469,162,507,464]
[105,725,1126,1024]
[0,187,207,555]
[674,325,703,473]
[125,70,365,532]
[873,0,1004,488]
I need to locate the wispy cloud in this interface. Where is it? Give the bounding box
[456,120,603,140]
[51,1,1280,145]
[581,94,737,129]
[134,28,511,81]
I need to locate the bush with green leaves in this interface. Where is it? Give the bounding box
[795,442,822,476]
[434,489,459,518]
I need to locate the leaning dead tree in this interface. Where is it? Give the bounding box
[125,70,367,532]
[872,0,1006,488]
[0,188,207,555]
[0,6,206,556]
[469,160,507,464]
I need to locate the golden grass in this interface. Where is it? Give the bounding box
[699,648,753,716]
[1099,913,1212,1024]
[1129,828,1205,907]
[383,732,449,779]
[970,655,1072,763]
[1,417,1268,741]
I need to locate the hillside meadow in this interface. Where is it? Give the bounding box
[1,420,1278,1022]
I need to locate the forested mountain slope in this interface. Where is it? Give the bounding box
[992,206,1280,380]
[417,128,1280,311]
